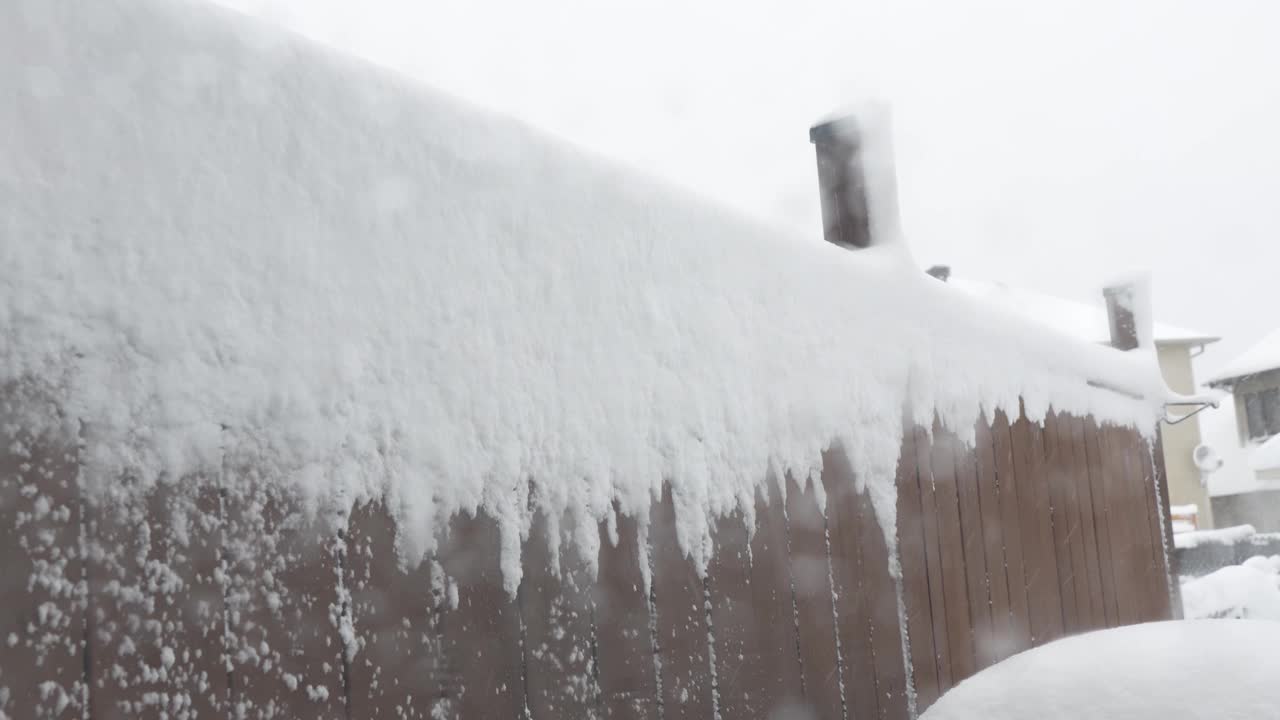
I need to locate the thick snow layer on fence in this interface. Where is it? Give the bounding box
[920,620,1280,719]
[0,0,1167,590]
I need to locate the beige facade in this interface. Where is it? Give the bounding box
[1157,343,1214,528]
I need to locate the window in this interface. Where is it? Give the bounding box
[1244,388,1280,440]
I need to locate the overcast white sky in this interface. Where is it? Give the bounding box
[215,0,1280,377]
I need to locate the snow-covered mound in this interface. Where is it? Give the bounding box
[1,0,1166,589]
[921,621,1280,719]
[1182,562,1280,620]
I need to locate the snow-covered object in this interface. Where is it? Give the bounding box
[1173,525,1257,550]
[1170,503,1199,534]
[949,277,1215,348]
[920,620,1280,720]
[1181,565,1280,620]
[1249,433,1280,472]
[1241,554,1280,575]
[0,0,1167,591]
[1207,328,1280,386]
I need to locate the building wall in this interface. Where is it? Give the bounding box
[1158,343,1214,528]
[1210,490,1280,533]
[1229,369,1280,441]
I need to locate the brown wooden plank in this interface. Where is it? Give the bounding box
[821,447,877,720]
[86,482,225,720]
[223,481,348,720]
[521,512,600,719]
[1083,418,1120,627]
[1067,416,1106,630]
[1027,415,1065,642]
[594,511,658,718]
[344,501,444,719]
[1060,414,1092,632]
[1136,431,1173,621]
[708,478,803,719]
[649,486,714,719]
[436,511,526,719]
[786,474,843,720]
[1099,424,1141,625]
[989,410,1032,654]
[1042,411,1078,634]
[856,453,909,720]
[911,424,952,696]
[0,406,85,719]
[951,426,994,672]
[928,420,975,684]
[1010,411,1063,645]
[1045,411,1087,634]
[895,422,939,713]
[1117,427,1159,623]
[972,414,1013,664]
[1151,431,1182,619]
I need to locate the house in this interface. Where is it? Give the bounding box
[946,277,1221,527]
[1201,329,1280,530]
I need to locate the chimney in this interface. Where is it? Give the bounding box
[809,110,901,250]
[1103,283,1139,351]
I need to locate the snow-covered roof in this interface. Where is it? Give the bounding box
[1207,328,1280,386]
[949,278,1218,348]
[2,0,1170,589]
[1251,434,1280,472]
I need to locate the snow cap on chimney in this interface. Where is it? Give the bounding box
[1103,275,1154,351]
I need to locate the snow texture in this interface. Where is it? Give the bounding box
[1207,328,1280,385]
[1,0,1168,591]
[1249,433,1280,472]
[1174,525,1257,550]
[950,277,1215,347]
[1181,562,1280,620]
[921,620,1280,720]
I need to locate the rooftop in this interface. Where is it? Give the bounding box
[948,277,1219,348]
[1207,328,1280,386]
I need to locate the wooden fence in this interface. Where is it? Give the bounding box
[1,401,1176,719]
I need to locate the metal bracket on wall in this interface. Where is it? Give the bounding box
[1163,400,1219,425]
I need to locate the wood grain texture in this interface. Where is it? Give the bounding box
[86,482,225,720]
[0,401,86,719]
[344,501,445,719]
[786,474,844,720]
[649,487,714,720]
[594,512,658,719]
[708,478,803,719]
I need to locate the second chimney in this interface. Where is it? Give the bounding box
[1103,283,1140,351]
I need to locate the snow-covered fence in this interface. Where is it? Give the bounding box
[1175,525,1280,578]
[2,0,1180,717]
[0,394,1175,719]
